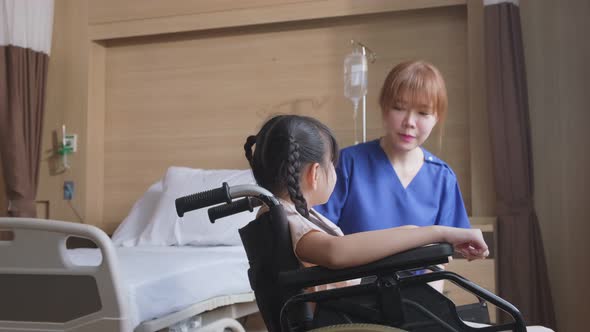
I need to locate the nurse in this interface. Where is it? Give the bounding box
[315,60,470,234]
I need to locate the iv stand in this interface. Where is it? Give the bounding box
[351,40,376,143]
[361,46,367,143]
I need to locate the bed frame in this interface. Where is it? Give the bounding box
[0,218,257,332]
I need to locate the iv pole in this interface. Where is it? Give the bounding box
[361,46,367,143]
[351,40,376,143]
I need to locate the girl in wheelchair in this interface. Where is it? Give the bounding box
[242,114,552,332]
[244,114,488,273]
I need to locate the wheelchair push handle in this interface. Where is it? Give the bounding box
[207,197,263,223]
[175,182,232,217]
[175,183,278,217]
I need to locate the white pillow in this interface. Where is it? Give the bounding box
[112,167,258,247]
[111,180,165,246]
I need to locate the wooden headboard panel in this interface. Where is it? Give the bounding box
[87,4,472,233]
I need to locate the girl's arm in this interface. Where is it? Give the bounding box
[296,226,488,270]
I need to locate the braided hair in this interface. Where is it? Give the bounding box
[244,115,338,218]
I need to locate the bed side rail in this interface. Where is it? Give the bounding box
[0,218,131,332]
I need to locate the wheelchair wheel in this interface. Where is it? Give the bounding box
[309,323,407,332]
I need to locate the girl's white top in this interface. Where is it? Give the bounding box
[279,198,358,291]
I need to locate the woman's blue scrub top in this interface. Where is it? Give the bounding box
[315,139,470,234]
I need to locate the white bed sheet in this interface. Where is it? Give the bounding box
[67,245,252,329]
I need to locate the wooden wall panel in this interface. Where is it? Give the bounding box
[467,0,495,217]
[85,42,106,227]
[100,6,468,232]
[33,0,89,224]
[88,0,465,40]
[89,0,309,24]
[0,161,6,217]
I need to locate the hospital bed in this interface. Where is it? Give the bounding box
[0,217,258,332]
[0,167,262,332]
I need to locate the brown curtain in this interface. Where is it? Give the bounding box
[0,45,49,218]
[484,2,556,328]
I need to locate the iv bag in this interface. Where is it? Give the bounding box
[344,48,368,145]
[344,50,368,110]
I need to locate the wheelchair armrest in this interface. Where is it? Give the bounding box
[279,243,453,289]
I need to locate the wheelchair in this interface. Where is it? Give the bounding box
[176,183,527,332]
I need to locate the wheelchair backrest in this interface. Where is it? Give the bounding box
[238,204,311,332]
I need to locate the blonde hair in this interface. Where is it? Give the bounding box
[379,60,448,125]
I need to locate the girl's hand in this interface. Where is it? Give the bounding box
[441,227,489,261]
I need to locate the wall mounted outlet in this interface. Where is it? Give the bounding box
[64,134,77,152]
[64,181,74,200]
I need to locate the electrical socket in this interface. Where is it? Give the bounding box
[64,181,74,200]
[64,134,77,152]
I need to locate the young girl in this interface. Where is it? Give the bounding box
[315,60,470,235]
[244,114,488,272]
